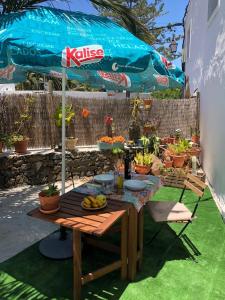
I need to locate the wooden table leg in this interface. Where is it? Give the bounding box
[73,230,82,300]
[138,207,144,271]
[121,212,128,280]
[127,205,138,281]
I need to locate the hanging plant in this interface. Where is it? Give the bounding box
[81,107,90,118]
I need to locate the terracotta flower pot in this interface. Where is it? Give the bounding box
[171,155,186,168]
[160,137,169,145]
[143,99,153,109]
[135,164,151,175]
[168,137,176,144]
[188,147,201,157]
[65,137,78,151]
[14,139,28,154]
[0,141,3,153]
[39,192,60,211]
[164,160,173,168]
[191,135,200,144]
[143,126,152,134]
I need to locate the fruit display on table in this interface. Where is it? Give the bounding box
[82,195,107,210]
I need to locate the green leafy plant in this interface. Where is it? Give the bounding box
[12,96,34,141]
[54,104,75,128]
[140,136,150,149]
[190,127,200,136]
[148,135,160,155]
[112,147,124,156]
[134,152,153,166]
[42,184,59,197]
[168,139,189,155]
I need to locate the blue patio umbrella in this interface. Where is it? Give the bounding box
[0,6,184,191]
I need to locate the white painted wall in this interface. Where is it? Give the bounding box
[184,0,225,219]
[0,84,15,92]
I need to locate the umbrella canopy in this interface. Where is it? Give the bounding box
[0,7,184,90]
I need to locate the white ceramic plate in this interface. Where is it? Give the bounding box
[124,180,147,191]
[94,174,114,184]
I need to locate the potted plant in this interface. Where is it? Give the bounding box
[134,152,153,174]
[55,104,77,151]
[164,156,173,168]
[112,147,125,172]
[168,142,187,168]
[143,99,153,110]
[112,136,125,149]
[11,134,29,154]
[98,136,113,150]
[11,96,34,154]
[191,127,200,144]
[0,133,8,153]
[129,98,142,143]
[175,128,182,143]
[39,184,60,213]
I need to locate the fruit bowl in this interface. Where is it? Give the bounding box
[81,195,107,210]
[81,201,107,211]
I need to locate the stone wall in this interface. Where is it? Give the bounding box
[0,149,115,189]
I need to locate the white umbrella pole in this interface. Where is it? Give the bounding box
[61,68,66,195]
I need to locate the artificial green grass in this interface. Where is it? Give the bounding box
[0,187,225,300]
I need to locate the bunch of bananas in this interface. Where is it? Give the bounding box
[82,194,107,209]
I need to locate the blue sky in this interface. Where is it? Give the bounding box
[45,0,188,67]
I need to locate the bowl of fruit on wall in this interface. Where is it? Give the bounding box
[82,195,107,210]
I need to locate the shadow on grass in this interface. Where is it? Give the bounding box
[0,214,196,300]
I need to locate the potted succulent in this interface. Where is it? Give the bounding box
[191,127,200,144]
[168,142,188,168]
[39,184,60,213]
[134,152,153,174]
[98,136,113,150]
[55,104,77,151]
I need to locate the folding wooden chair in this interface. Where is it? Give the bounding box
[146,173,207,250]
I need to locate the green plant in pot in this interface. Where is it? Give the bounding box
[39,184,60,213]
[168,141,188,168]
[11,96,34,154]
[0,133,9,153]
[191,127,200,144]
[112,147,124,172]
[129,98,142,144]
[134,152,153,175]
[55,104,77,151]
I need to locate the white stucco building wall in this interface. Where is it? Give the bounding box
[184,0,225,219]
[0,84,15,92]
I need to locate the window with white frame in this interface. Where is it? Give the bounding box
[208,0,219,21]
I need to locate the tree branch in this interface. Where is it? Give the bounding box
[149,22,183,31]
